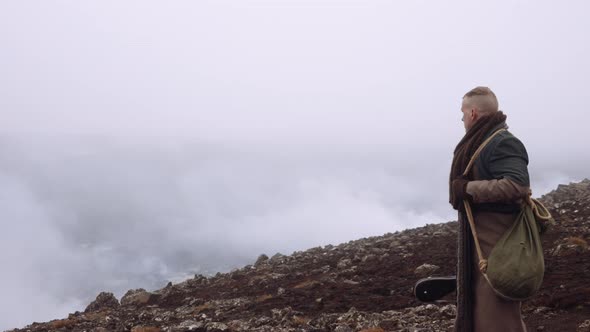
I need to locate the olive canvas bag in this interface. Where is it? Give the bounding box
[462,129,554,301]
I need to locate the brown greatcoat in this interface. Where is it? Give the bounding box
[453,125,531,332]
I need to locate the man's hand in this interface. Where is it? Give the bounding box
[451,175,472,210]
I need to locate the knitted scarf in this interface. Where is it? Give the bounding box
[449,111,508,207]
[449,111,507,332]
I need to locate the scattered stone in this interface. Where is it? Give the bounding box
[131,327,160,332]
[439,304,456,318]
[206,321,229,331]
[578,320,590,332]
[414,264,440,277]
[84,292,120,313]
[172,320,204,331]
[255,254,269,266]
[91,328,109,332]
[343,279,360,285]
[269,253,285,263]
[337,258,352,269]
[121,289,159,306]
[361,254,376,263]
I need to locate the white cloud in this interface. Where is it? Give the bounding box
[0,174,83,329]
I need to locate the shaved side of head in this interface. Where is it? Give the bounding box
[462,86,499,115]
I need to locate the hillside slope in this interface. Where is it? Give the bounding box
[9,179,590,332]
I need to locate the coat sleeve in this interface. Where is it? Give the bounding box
[487,135,530,186]
[466,135,531,204]
[466,178,530,204]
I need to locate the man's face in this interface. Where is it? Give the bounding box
[461,99,477,132]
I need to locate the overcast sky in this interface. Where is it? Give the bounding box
[1,1,589,330]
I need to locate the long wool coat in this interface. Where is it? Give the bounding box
[454,126,531,332]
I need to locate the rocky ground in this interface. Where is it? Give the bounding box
[8,179,590,332]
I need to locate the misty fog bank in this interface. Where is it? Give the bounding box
[0,136,452,329]
[1,135,584,328]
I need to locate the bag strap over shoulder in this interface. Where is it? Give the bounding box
[462,128,506,273]
[462,129,506,177]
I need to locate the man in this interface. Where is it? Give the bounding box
[449,86,530,331]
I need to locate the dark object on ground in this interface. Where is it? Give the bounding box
[414,276,457,302]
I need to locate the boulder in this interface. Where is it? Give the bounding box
[414,263,440,277]
[121,289,159,306]
[255,254,269,266]
[84,292,120,313]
